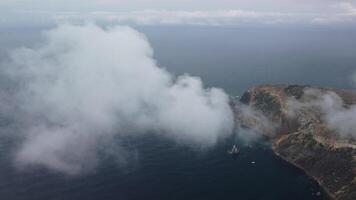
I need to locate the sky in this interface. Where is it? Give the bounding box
[1,0,356,27]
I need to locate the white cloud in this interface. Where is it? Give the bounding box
[235,104,278,136]
[7,5,356,27]
[287,88,356,138]
[52,10,299,26]
[2,1,356,26]
[311,2,356,24]
[2,24,234,174]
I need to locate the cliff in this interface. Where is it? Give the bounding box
[233,85,356,200]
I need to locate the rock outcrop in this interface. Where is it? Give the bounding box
[233,85,356,200]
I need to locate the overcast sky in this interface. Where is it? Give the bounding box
[1,0,356,27]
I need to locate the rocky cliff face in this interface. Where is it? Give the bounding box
[233,85,356,200]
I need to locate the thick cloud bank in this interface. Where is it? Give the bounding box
[3,24,233,174]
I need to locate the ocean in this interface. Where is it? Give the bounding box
[1,25,356,200]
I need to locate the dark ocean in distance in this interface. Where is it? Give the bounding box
[1,25,356,200]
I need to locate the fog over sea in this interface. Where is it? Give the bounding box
[0,25,355,200]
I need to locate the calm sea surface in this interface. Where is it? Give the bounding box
[1,26,356,200]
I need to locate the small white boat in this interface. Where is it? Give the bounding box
[228,145,240,155]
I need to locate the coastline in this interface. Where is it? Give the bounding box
[271,142,333,200]
[234,84,356,200]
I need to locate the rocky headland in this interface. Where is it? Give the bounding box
[232,85,356,200]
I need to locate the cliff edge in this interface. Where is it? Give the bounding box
[233,85,356,200]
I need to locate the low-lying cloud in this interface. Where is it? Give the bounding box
[1,24,234,175]
[53,10,295,26]
[311,2,356,25]
[235,103,278,137]
[52,7,356,26]
[5,2,356,28]
[287,88,356,138]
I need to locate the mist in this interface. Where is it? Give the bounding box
[1,24,234,175]
[286,88,356,138]
[236,104,278,136]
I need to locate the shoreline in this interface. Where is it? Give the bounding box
[271,143,333,200]
[235,84,356,200]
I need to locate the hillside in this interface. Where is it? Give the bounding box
[232,85,356,200]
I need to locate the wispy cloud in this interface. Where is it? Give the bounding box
[51,10,299,26]
[7,5,354,27]
[311,2,356,24]
[2,0,356,27]
[287,88,356,138]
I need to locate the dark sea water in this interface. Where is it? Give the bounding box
[1,25,356,200]
[0,134,325,200]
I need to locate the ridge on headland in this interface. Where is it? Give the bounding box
[232,84,356,200]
